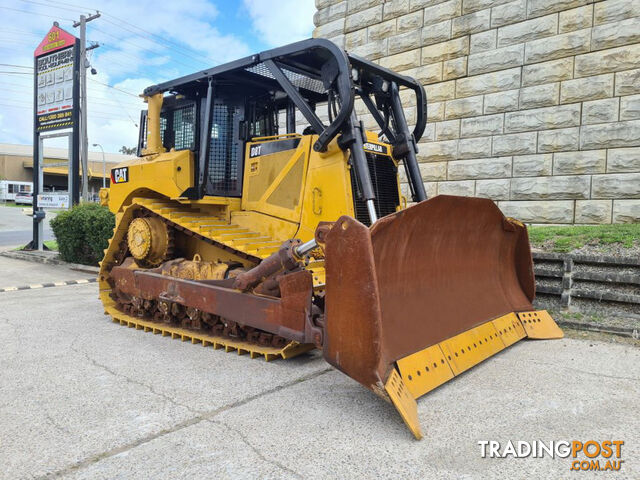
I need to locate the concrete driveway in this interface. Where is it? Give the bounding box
[0,256,91,289]
[0,260,637,479]
[0,205,55,247]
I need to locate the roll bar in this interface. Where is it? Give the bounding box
[141,38,429,211]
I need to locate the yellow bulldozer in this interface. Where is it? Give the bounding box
[99,39,563,439]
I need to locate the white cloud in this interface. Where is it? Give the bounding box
[0,0,318,153]
[0,0,254,153]
[243,0,316,47]
[84,75,149,153]
[87,0,252,69]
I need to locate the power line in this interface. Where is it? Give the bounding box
[104,92,140,126]
[2,26,44,34]
[0,79,37,88]
[0,108,137,125]
[88,84,142,99]
[2,85,141,113]
[20,0,215,67]
[92,42,172,71]
[0,79,142,101]
[88,78,139,97]
[0,86,32,95]
[0,7,148,100]
[0,103,32,110]
[87,87,141,99]
[19,0,89,14]
[100,16,212,67]
[0,64,33,69]
[0,98,136,118]
[3,88,137,116]
[0,78,141,102]
[0,5,74,22]
[53,0,222,66]
[12,0,226,69]
[0,100,33,107]
[0,30,41,39]
[91,24,206,71]
[43,0,98,11]
[49,0,217,65]
[0,39,46,48]
[89,52,146,73]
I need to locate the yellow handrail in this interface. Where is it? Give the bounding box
[251,133,302,141]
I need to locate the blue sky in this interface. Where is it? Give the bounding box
[0,0,316,152]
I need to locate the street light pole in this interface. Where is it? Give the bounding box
[92,143,106,188]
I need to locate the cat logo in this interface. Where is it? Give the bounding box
[111,167,129,184]
[363,142,388,155]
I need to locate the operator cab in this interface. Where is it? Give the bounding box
[136,38,428,225]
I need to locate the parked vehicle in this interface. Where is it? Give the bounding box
[14,192,33,205]
[0,181,33,202]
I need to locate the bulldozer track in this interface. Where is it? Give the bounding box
[103,296,313,361]
[99,197,317,361]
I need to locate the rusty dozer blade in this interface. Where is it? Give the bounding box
[322,195,563,439]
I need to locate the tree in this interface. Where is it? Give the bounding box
[119,146,137,155]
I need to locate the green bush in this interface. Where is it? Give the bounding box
[50,203,115,265]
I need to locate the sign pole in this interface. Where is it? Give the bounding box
[71,38,80,205]
[68,130,74,205]
[37,136,44,250]
[31,23,80,250]
[32,51,40,249]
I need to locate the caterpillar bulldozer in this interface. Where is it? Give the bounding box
[99,38,563,439]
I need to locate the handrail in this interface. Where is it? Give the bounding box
[251,133,302,141]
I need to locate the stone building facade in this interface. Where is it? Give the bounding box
[313,0,640,223]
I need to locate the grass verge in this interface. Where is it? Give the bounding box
[528,224,640,253]
[44,240,58,251]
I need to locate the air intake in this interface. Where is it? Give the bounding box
[350,153,400,226]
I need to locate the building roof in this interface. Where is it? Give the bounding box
[0,143,135,164]
[21,163,110,179]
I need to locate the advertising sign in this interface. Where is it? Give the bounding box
[37,193,70,209]
[34,25,79,131]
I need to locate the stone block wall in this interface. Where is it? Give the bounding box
[313,0,640,223]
